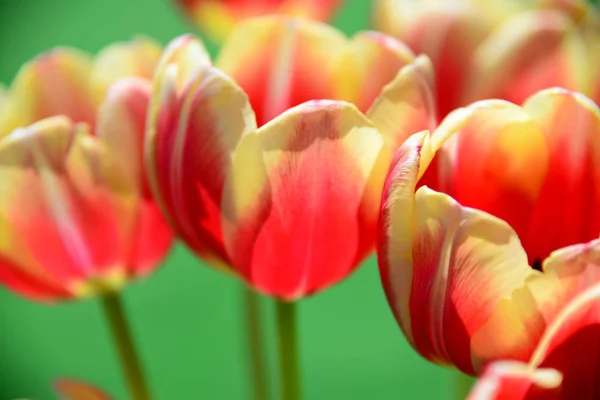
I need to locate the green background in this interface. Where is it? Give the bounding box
[0,0,455,399]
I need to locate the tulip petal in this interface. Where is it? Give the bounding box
[367,55,437,153]
[0,49,95,137]
[464,10,587,106]
[223,100,389,299]
[177,0,341,43]
[0,117,137,300]
[474,240,600,398]
[379,164,535,374]
[146,36,256,268]
[97,77,172,276]
[473,239,600,373]
[347,31,415,112]
[520,88,600,263]
[216,16,349,126]
[54,378,112,400]
[434,100,549,262]
[90,37,162,104]
[467,361,562,400]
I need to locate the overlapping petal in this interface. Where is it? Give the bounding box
[175,0,341,43]
[146,35,255,269]
[223,100,390,300]
[216,16,419,126]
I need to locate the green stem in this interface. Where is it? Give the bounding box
[243,286,269,400]
[101,292,151,400]
[455,371,474,400]
[276,299,300,400]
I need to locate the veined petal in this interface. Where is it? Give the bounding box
[367,55,437,153]
[216,16,349,126]
[0,48,95,137]
[146,42,256,268]
[521,88,600,263]
[223,100,389,300]
[467,361,562,400]
[90,37,162,104]
[434,100,549,260]
[54,378,112,400]
[177,0,341,43]
[379,181,534,374]
[464,10,586,106]
[346,31,415,112]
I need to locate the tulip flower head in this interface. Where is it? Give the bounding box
[174,0,342,44]
[374,0,600,118]
[378,88,600,397]
[146,16,436,300]
[0,39,172,301]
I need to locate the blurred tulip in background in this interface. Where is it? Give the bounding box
[174,0,342,43]
[0,38,172,301]
[374,0,600,118]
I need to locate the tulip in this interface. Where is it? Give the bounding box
[0,37,171,300]
[145,16,436,399]
[378,88,600,397]
[373,0,600,118]
[0,39,172,400]
[146,16,435,299]
[174,0,342,44]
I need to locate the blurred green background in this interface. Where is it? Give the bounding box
[0,0,455,399]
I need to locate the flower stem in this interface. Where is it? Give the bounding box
[455,371,474,399]
[101,291,151,400]
[276,299,300,400]
[243,286,269,400]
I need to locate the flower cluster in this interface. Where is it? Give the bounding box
[3,0,600,399]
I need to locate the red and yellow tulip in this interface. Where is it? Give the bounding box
[174,0,342,44]
[0,38,172,301]
[378,88,600,397]
[374,0,600,118]
[146,16,436,300]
